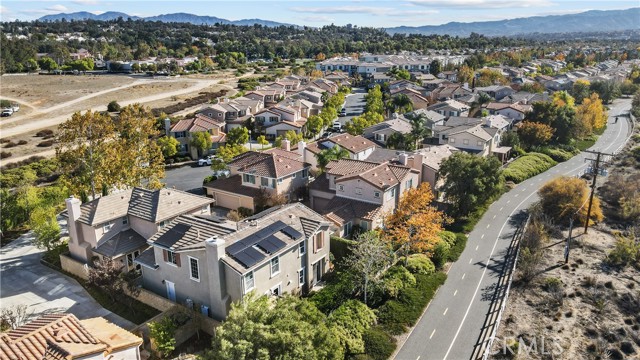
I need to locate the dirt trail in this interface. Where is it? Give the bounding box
[0,78,218,138]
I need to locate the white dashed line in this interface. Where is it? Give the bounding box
[499,207,503,211]
[461,273,466,280]
[454,289,458,296]
[481,234,485,239]
[507,200,511,204]
[475,245,479,251]
[443,308,449,316]
[430,329,436,339]
[514,194,519,197]
[486,224,490,229]
[493,215,496,219]
[469,258,473,264]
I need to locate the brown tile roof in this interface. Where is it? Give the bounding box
[204,174,263,198]
[74,190,133,226]
[321,197,384,225]
[325,159,379,177]
[148,214,236,251]
[335,163,415,190]
[228,150,307,178]
[322,134,377,154]
[170,114,223,133]
[127,187,214,223]
[0,314,141,360]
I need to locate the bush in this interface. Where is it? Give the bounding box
[377,272,447,335]
[447,233,468,262]
[202,175,217,184]
[405,254,436,275]
[35,129,54,137]
[17,140,27,145]
[538,146,579,162]
[331,236,356,265]
[606,234,640,269]
[107,100,121,112]
[438,231,456,246]
[309,273,355,314]
[363,326,397,360]
[431,241,450,269]
[37,140,54,147]
[503,152,557,183]
[237,207,253,217]
[0,151,11,159]
[381,266,416,298]
[227,210,243,221]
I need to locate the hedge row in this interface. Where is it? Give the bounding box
[330,235,356,264]
[538,146,580,162]
[376,272,447,335]
[503,152,557,183]
[447,233,468,262]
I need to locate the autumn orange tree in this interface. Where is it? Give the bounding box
[538,176,603,226]
[576,93,607,134]
[384,183,450,260]
[517,121,554,148]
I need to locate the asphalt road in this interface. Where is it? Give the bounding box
[395,98,633,360]
[335,87,366,127]
[162,163,213,194]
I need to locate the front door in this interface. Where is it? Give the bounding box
[165,281,176,302]
[313,259,323,285]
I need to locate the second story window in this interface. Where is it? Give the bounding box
[406,179,413,189]
[299,240,306,256]
[477,141,484,146]
[271,257,280,276]
[463,139,469,145]
[244,272,254,293]
[189,257,200,281]
[374,191,380,198]
[122,217,128,225]
[261,177,271,187]
[102,221,114,234]
[165,250,180,266]
[302,169,308,178]
[314,232,324,253]
[449,138,456,144]
[243,174,256,184]
[338,184,344,191]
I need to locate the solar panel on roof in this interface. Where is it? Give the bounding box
[281,226,303,240]
[155,223,191,248]
[257,235,287,254]
[226,241,247,256]
[232,251,259,268]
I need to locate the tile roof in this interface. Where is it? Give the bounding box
[227,150,307,178]
[74,190,133,226]
[93,228,147,258]
[148,214,236,251]
[445,116,483,127]
[204,174,263,198]
[0,314,141,360]
[170,114,223,133]
[415,145,457,171]
[326,159,380,177]
[321,196,384,225]
[336,163,415,190]
[321,134,377,154]
[134,247,157,270]
[127,188,214,223]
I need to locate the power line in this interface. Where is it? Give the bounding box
[582,149,614,234]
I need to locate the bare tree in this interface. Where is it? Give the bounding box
[1,304,32,330]
[88,257,124,302]
[343,231,393,305]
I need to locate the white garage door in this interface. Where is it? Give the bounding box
[215,192,241,210]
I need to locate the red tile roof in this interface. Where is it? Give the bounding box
[228,150,307,178]
[322,134,377,154]
[322,196,383,225]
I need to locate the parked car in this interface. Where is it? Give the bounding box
[339,108,347,116]
[332,121,342,131]
[1,109,13,117]
[11,104,19,113]
[198,155,220,166]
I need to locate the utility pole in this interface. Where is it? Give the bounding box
[565,217,574,263]
[583,150,613,234]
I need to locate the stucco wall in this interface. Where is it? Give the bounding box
[60,253,89,280]
[129,216,159,240]
[336,178,384,205]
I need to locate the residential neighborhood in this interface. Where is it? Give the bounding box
[1,4,639,360]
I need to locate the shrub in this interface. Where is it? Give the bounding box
[606,234,640,269]
[3,141,17,148]
[331,236,356,265]
[447,233,468,262]
[377,272,447,335]
[538,146,578,162]
[237,207,253,217]
[431,241,450,269]
[0,151,11,159]
[405,254,436,275]
[35,129,54,137]
[381,266,416,299]
[107,100,121,112]
[37,140,54,147]
[148,316,177,357]
[438,231,456,246]
[363,326,397,360]
[202,175,217,184]
[226,210,242,221]
[0,138,8,144]
[17,140,27,145]
[309,273,354,314]
[503,152,557,183]
[329,300,377,355]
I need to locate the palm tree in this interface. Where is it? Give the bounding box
[469,92,493,118]
[406,113,431,150]
[387,94,414,115]
[316,145,350,171]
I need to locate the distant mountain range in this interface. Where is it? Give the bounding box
[387,8,640,37]
[38,8,640,36]
[38,11,292,27]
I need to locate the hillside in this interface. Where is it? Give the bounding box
[38,11,291,27]
[387,8,640,37]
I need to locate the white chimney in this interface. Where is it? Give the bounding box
[399,153,409,166]
[282,139,291,152]
[205,236,229,320]
[297,140,306,158]
[65,196,88,262]
[163,118,171,137]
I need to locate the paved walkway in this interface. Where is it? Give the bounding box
[0,220,135,330]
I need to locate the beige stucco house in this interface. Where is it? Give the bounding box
[165,113,226,159]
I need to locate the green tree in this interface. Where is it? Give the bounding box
[256,135,268,150]
[388,94,413,115]
[29,207,60,252]
[148,317,177,358]
[227,127,249,146]
[157,136,180,158]
[190,131,213,157]
[386,132,413,150]
[37,57,57,72]
[590,80,620,104]
[343,231,392,306]
[107,100,121,112]
[204,294,343,360]
[328,300,377,355]
[305,115,324,137]
[407,113,431,150]
[518,121,555,148]
[439,152,504,217]
[24,58,38,73]
[217,144,247,162]
[316,145,350,171]
[365,85,384,115]
[571,79,591,104]
[429,59,442,76]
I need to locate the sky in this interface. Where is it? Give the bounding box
[0,0,637,27]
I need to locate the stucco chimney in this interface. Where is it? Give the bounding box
[297,141,306,158]
[205,236,230,320]
[163,118,171,137]
[65,196,88,262]
[282,139,291,152]
[399,153,409,166]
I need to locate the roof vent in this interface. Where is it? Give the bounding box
[249,220,258,227]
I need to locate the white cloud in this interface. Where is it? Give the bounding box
[89,10,106,15]
[387,9,440,16]
[0,6,9,15]
[408,0,554,9]
[46,4,69,12]
[72,0,100,4]
[300,15,335,23]
[20,4,70,16]
[290,6,392,16]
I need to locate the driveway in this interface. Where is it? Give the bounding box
[335,87,366,127]
[163,163,214,194]
[395,98,634,360]
[0,220,135,330]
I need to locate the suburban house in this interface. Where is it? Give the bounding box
[0,313,142,360]
[484,102,531,122]
[197,98,260,132]
[371,72,393,84]
[255,105,307,139]
[204,146,310,212]
[390,87,430,109]
[308,79,339,94]
[405,108,447,130]
[303,133,378,170]
[245,89,286,106]
[429,83,472,102]
[63,187,214,271]
[437,70,458,82]
[310,158,420,236]
[475,85,516,101]
[432,123,495,156]
[411,145,457,198]
[362,116,412,146]
[164,114,226,159]
[389,80,426,95]
[498,91,550,105]
[428,99,470,118]
[135,203,331,320]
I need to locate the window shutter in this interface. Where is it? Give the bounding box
[163,249,168,262]
[175,253,181,267]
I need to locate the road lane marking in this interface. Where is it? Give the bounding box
[499,207,503,211]
[430,329,436,339]
[443,308,448,316]
[461,273,465,279]
[493,215,496,219]
[475,245,479,251]
[507,200,510,204]
[416,357,420,360]
[515,194,519,197]
[469,258,473,264]
[486,224,490,229]
[481,234,485,239]
[522,188,526,192]
[454,289,458,296]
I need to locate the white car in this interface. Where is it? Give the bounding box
[198,155,220,166]
[332,121,342,131]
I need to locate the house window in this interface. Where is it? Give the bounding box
[374,191,380,198]
[355,187,363,195]
[406,179,413,189]
[449,138,455,144]
[360,220,368,230]
[201,205,208,214]
[166,250,178,266]
[271,257,280,276]
[463,139,469,145]
[102,221,114,234]
[243,174,256,184]
[302,169,308,178]
[298,267,305,287]
[338,184,344,191]
[189,257,200,281]
[314,232,324,252]
[477,141,483,146]
[261,177,271,187]
[277,178,283,184]
[343,222,352,237]
[159,220,168,229]
[375,133,386,142]
[244,272,254,293]
[389,187,397,199]
[269,116,279,122]
[292,172,297,179]
[122,217,128,225]
[299,241,306,256]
